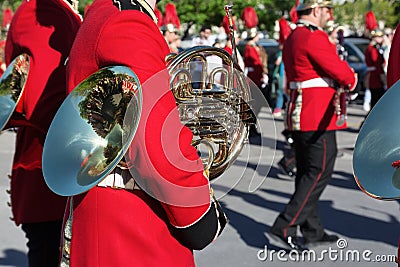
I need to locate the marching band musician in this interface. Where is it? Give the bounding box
[160,2,180,54]
[241,6,267,138]
[63,0,227,266]
[242,6,268,90]
[364,28,386,110]
[221,15,245,71]
[3,0,81,266]
[269,0,357,251]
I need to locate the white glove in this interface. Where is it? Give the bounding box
[262,73,269,85]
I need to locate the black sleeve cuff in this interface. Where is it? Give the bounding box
[171,199,228,250]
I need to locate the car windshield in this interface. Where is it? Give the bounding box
[354,43,369,53]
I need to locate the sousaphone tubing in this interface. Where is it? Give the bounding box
[43,66,142,196]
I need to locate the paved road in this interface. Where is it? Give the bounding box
[0,103,399,267]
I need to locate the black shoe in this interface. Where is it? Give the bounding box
[269,233,308,251]
[305,233,339,246]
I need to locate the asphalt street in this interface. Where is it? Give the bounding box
[0,102,399,267]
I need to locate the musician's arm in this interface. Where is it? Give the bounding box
[171,193,227,250]
[307,31,357,90]
[98,12,227,250]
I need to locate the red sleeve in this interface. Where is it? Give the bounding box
[387,23,400,88]
[97,12,211,227]
[244,44,262,68]
[307,31,356,89]
[369,46,380,62]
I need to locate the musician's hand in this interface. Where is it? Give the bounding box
[350,92,358,101]
[262,73,269,85]
[349,73,358,92]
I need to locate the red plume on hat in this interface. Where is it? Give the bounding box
[241,6,258,29]
[289,0,300,23]
[365,11,378,31]
[278,16,291,44]
[154,6,163,28]
[221,15,237,35]
[2,7,13,30]
[163,3,180,30]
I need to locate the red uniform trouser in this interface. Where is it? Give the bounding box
[271,130,337,242]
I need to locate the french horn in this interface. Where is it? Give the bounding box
[43,46,253,196]
[0,53,30,131]
[166,46,254,179]
[353,79,400,200]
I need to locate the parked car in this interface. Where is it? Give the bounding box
[343,37,370,102]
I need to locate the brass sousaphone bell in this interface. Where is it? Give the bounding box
[0,54,30,131]
[353,80,400,200]
[43,66,142,196]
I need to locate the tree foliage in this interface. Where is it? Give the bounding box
[159,0,294,34]
[0,0,398,37]
[333,0,399,34]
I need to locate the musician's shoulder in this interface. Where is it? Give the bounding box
[307,30,331,44]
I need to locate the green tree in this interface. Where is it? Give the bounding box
[1,0,398,37]
[159,0,294,34]
[334,0,399,33]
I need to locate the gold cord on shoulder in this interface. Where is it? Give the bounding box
[136,0,158,25]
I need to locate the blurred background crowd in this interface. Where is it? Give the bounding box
[0,0,398,107]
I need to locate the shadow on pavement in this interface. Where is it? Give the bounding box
[216,185,400,249]
[320,200,400,247]
[329,171,361,191]
[0,249,27,267]
[219,201,283,251]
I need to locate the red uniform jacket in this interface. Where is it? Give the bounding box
[243,42,265,88]
[365,43,385,89]
[4,0,81,225]
[65,0,214,266]
[283,23,357,132]
[387,23,400,89]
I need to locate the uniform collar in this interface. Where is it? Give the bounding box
[113,0,157,25]
[297,19,322,31]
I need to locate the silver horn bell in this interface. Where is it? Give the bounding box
[43,66,142,196]
[0,53,30,131]
[353,79,400,200]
